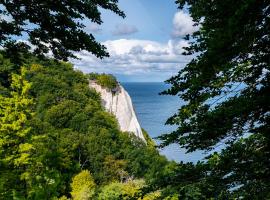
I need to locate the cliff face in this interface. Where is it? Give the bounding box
[89,81,146,142]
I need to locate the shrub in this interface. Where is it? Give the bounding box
[71,170,96,200]
[97,179,145,200]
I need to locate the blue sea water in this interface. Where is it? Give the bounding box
[122,82,204,163]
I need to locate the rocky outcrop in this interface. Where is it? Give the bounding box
[89,81,145,142]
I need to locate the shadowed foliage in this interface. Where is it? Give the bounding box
[0,0,125,60]
[156,0,270,198]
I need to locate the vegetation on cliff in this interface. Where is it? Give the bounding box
[0,1,174,199]
[87,73,118,90]
[0,52,169,199]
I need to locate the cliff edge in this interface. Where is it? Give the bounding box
[89,80,146,142]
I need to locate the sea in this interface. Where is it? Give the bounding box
[122,82,205,163]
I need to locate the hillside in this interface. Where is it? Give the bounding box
[0,52,170,199]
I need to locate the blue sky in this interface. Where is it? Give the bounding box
[96,0,177,42]
[75,0,197,82]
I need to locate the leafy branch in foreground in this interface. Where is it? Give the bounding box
[158,0,270,198]
[0,0,125,60]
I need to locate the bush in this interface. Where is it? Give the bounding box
[71,170,96,200]
[97,179,145,200]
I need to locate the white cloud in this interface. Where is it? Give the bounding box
[48,10,200,81]
[72,39,191,77]
[172,11,199,38]
[112,24,138,36]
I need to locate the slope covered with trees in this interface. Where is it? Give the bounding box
[0,1,173,198]
[0,52,169,199]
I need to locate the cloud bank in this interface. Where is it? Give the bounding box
[72,10,198,81]
[172,11,199,37]
[73,39,191,77]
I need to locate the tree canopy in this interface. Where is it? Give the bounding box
[0,0,125,60]
[71,170,96,200]
[1,1,178,199]
[0,52,169,199]
[158,0,270,198]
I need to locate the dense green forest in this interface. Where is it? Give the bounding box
[0,52,174,199]
[0,0,175,199]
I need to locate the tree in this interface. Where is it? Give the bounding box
[0,52,14,87]
[97,179,145,200]
[71,170,96,200]
[0,0,125,60]
[159,0,270,198]
[103,155,128,183]
[0,67,34,198]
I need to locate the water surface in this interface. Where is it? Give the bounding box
[122,82,204,162]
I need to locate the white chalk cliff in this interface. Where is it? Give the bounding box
[89,81,146,142]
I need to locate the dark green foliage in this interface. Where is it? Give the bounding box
[0,0,125,60]
[158,0,270,198]
[87,72,100,80]
[0,53,13,88]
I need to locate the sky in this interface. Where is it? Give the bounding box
[72,0,198,82]
[0,0,196,82]
[1,0,197,82]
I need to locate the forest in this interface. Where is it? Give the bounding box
[0,0,269,199]
[0,51,174,199]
